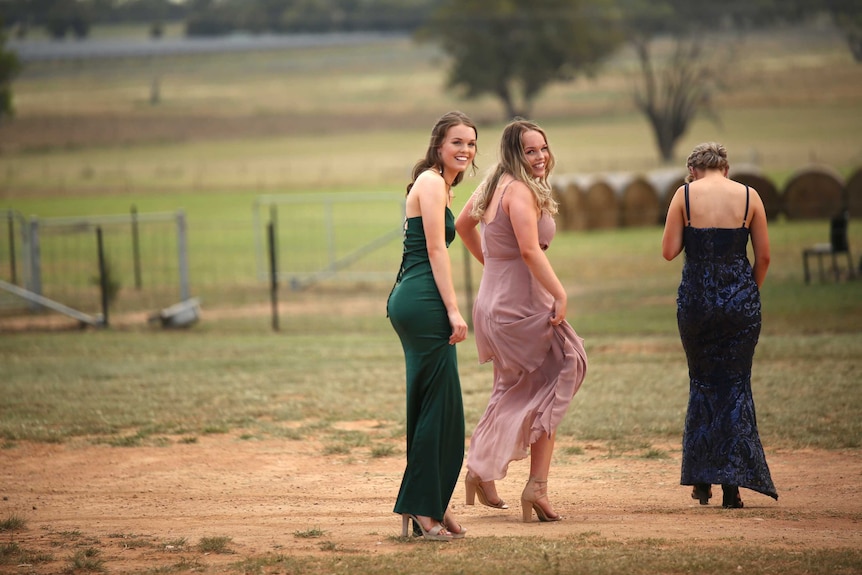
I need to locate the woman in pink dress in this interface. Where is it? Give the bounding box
[455,119,587,522]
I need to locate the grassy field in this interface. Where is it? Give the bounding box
[1,22,861,575]
[1,24,860,194]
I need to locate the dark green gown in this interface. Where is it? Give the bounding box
[386,207,465,521]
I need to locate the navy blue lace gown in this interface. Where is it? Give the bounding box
[677,184,778,500]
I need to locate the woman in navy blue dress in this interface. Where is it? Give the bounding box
[662,142,778,508]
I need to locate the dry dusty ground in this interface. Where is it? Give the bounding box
[1,429,861,574]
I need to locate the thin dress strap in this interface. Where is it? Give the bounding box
[498,178,516,201]
[489,178,517,220]
[684,183,691,226]
[742,185,750,228]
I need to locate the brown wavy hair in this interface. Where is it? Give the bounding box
[406,110,478,194]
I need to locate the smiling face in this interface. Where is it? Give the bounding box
[521,129,550,179]
[438,123,477,178]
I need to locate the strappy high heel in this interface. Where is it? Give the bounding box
[721,485,744,509]
[443,509,466,539]
[465,472,508,509]
[521,477,561,523]
[691,483,712,505]
[401,514,452,541]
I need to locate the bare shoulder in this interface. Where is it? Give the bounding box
[413,169,445,192]
[504,178,534,203]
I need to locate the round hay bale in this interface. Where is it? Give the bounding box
[550,176,587,231]
[782,165,845,220]
[617,174,661,228]
[551,178,569,229]
[728,164,782,220]
[845,167,862,218]
[584,175,620,229]
[647,168,687,225]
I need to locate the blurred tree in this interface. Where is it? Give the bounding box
[617,0,741,163]
[182,0,438,36]
[825,0,862,61]
[621,0,862,162]
[44,0,93,39]
[420,0,622,120]
[0,16,22,129]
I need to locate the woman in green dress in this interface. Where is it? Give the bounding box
[387,111,477,541]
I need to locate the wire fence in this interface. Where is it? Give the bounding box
[0,209,189,324]
[2,166,859,330]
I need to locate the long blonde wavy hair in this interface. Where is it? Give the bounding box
[471,118,558,219]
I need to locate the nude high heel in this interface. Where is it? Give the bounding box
[401,514,452,541]
[443,509,467,539]
[465,472,509,509]
[521,477,561,523]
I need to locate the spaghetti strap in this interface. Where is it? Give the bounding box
[492,178,517,218]
[498,178,515,201]
[742,185,750,227]
[684,183,691,226]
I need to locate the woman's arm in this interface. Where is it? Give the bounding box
[747,189,771,289]
[506,181,568,325]
[415,172,468,344]
[455,191,484,265]
[661,187,686,261]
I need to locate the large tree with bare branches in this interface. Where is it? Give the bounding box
[619,0,861,163]
[617,0,735,163]
[630,34,729,163]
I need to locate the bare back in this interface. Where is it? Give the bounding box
[685,178,752,229]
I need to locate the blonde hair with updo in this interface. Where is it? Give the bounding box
[685,142,729,183]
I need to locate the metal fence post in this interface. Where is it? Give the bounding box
[96,226,109,326]
[27,217,42,311]
[176,210,190,301]
[268,220,279,332]
[131,204,142,289]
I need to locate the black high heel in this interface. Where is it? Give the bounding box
[691,483,712,505]
[721,485,744,509]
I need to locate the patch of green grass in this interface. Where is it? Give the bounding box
[0,542,53,567]
[68,547,105,572]
[0,514,26,532]
[164,537,188,550]
[322,444,352,455]
[197,536,232,554]
[214,538,862,575]
[317,540,342,552]
[293,528,326,539]
[641,448,670,460]
[371,443,397,458]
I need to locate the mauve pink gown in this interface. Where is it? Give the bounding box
[467,187,588,482]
